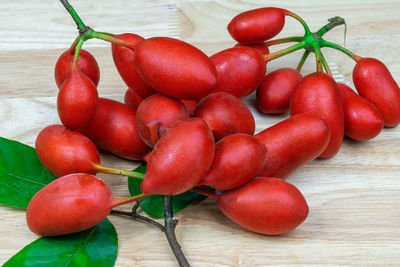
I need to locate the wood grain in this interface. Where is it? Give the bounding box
[1,0,400,266]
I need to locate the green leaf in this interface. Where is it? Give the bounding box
[128,164,206,218]
[0,137,56,209]
[3,219,118,267]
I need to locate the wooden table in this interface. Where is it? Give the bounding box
[1,0,400,266]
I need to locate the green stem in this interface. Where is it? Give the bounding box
[313,44,323,73]
[320,40,362,62]
[316,16,346,37]
[88,30,136,50]
[72,37,84,67]
[314,45,331,75]
[68,36,81,54]
[59,0,86,31]
[163,196,190,267]
[93,164,145,179]
[264,41,306,62]
[283,9,311,34]
[264,36,303,47]
[297,50,311,71]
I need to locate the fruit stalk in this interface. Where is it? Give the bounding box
[264,36,303,46]
[111,202,165,231]
[297,50,311,71]
[163,196,190,267]
[316,16,346,37]
[264,41,306,62]
[93,164,145,179]
[59,0,85,31]
[320,40,362,61]
[283,10,311,34]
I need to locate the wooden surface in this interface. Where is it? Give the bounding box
[1,0,400,266]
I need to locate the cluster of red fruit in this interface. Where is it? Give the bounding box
[27,7,400,240]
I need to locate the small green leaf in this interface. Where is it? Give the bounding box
[128,164,206,218]
[0,137,56,209]
[3,219,118,267]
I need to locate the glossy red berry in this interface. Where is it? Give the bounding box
[54,49,100,88]
[35,125,100,177]
[353,58,400,127]
[290,72,344,158]
[79,98,150,160]
[228,8,286,44]
[210,46,266,98]
[141,118,215,195]
[194,92,255,140]
[136,94,188,147]
[337,83,383,141]
[57,67,98,129]
[255,114,330,178]
[199,133,266,190]
[135,37,217,100]
[217,177,309,235]
[111,33,155,98]
[257,68,302,114]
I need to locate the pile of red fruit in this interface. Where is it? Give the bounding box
[28,5,400,244]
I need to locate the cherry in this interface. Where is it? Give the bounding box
[194,92,255,140]
[199,133,266,191]
[26,173,146,236]
[210,46,266,98]
[141,118,215,196]
[111,33,155,98]
[228,7,286,44]
[255,114,330,178]
[35,125,100,177]
[353,57,400,127]
[54,48,100,88]
[136,94,189,147]
[196,177,308,235]
[257,68,302,114]
[78,98,150,160]
[57,66,98,129]
[290,72,344,158]
[134,37,217,100]
[337,83,383,141]
[124,87,144,110]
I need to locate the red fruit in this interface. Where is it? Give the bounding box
[111,33,155,98]
[141,118,215,195]
[257,68,302,114]
[199,133,266,190]
[135,37,217,100]
[228,7,286,44]
[124,88,143,109]
[194,92,255,140]
[35,125,100,177]
[255,114,330,178]
[290,73,344,158]
[26,174,144,236]
[234,42,270,56]
[79,98,150,160]
[57,67,98,129]
[337,83,383,141]
[181,99,197,117]
[353,58,400,127]
[54,48,100,88]
[210,46,266,98]
[26,174,114,236]
[217,177,309,235]
[136,94,189,147]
